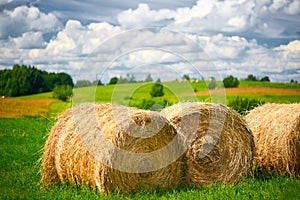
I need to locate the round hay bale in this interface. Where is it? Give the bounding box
[245,103,300,176]
[161,102,255,184]
[42,103,184,194]
[41,109,73,184]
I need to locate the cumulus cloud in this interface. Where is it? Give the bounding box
[0,0,13,5]
[0,6,62,39]
[276,40,300,52]
[13,31,46,49]
[118,3,174,28]
[117,0,300,39]
[284,0,300,15]
[1,1,299,82]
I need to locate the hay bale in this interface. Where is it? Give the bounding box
[245,103,300,176]
[42,103,184,194]
[161,102,255,184]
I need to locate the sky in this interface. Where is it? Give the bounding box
[0,0,300,83]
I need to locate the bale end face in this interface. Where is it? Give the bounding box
[245,103,300,177]
[161,102,255,185]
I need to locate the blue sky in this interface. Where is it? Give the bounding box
[0,0,300,82]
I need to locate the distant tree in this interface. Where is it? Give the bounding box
[127,73,136,83]
[145,74,153,82]
[208,77,217,89]
[92,80,104,86]
[223,75,239,88]
[150,78,164,97]
[118,76,128,84]
[117,73,136,84]
[290,79,298,84]
[260,76,270,82]
[52,85,73,102]
[245,74,258,81]
[54,72,74,87]
[0,64,73,97]
[109,77,119,85]
[75,80,92,88]
[182,74,190,81]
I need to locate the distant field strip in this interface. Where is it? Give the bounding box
[0,81,299,118]
[0,98,54,118]
[178,87,300,97]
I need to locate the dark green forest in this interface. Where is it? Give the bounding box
[0,64,73,97]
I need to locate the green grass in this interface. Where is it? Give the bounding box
[1,81,299,198]
[225,96,300,105]
[72,81,202,106]
[19,92,53,99]
[1,118,299,199]
[48,101,71,117]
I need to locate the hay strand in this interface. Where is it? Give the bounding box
[161,102,255,184]
[42,103,184,194]
[245,103,300,176]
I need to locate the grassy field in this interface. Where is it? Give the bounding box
[72,80,299,108]
[1,118,299,199]
[0,81,300,199]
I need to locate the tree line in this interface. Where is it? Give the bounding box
[0,64,73,97]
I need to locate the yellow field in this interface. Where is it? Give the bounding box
[0,98,55,118]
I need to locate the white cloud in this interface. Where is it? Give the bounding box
[0,0,14,5]
[269,0,290,12]
[274,40,300,60]
[0,6,62,39]
[284,0,300,14]
[13,31,46,49]
[118,3,174,28]
[117,0,300,40]
[276,40,300,51]
[227,16,248,29]
[0,2,300,82]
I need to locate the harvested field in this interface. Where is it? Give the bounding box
[0,98,55,118]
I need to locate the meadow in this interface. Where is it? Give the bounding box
[0,80,299,199]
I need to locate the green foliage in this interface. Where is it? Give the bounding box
[260,76,270,82]
[145,74,153,82]
[228,97,265,115]
[223,75,239,88]
[290,79,298,84]
[0,64,73,97]
[129,98,171,111]
[75,79,103,88]
[93,80,104,86]
[1,118,300,199]
[208,77,217,89]
[75,80,92,88]
[182,74,190,80]
[150,78,164,97]
[117,73,137,84]
[244,75,271,82]
[53,85,73,102]
[108,77,118,85]
[245,74,259,81]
